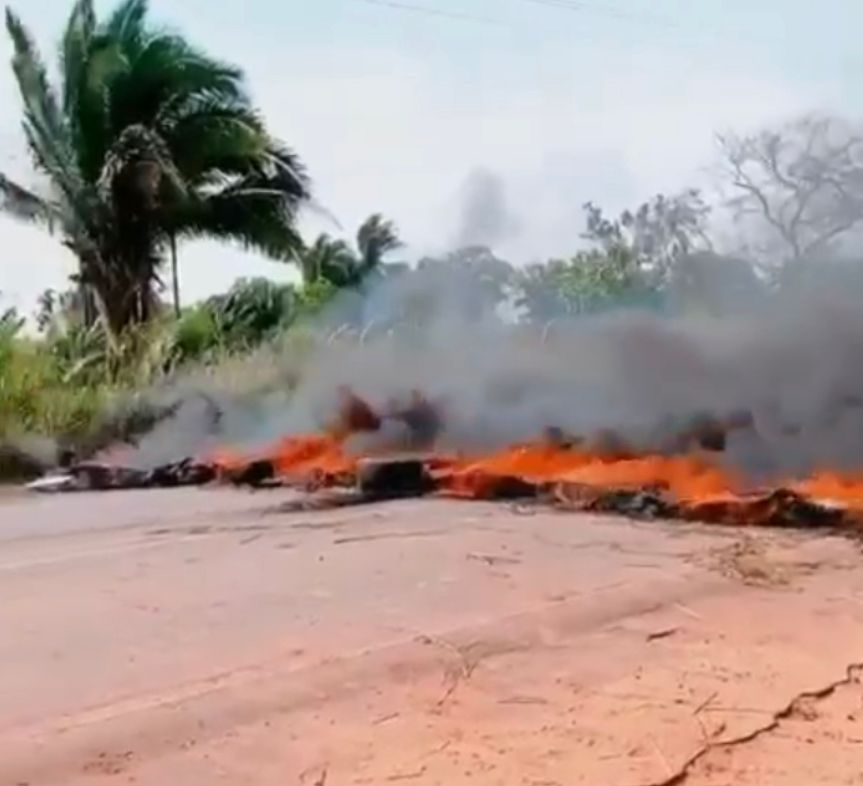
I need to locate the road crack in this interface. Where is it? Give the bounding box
[417,634,527,709]
[642,661,863,786]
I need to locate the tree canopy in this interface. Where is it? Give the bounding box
[717,115,863,263]
[0,0,309,334]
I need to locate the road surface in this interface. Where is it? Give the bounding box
[1,487,862,785]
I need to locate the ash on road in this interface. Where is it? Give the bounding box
[1,488,862,785]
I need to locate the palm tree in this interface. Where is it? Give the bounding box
[356,213,401,280]
[0,0,309,335]
[299,235,356,286]
[300,213,402,287]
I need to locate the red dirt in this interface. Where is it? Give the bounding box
[1,489,862,785]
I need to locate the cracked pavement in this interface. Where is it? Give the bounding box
[1,488,862,785]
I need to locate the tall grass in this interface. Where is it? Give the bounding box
[0,336,144,467]
[0,276,354,479]
[0,323,325,479]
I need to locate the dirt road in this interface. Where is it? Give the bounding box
[1,487,862,785]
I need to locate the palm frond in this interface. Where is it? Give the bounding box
[60,0,96,116]
[300,234,358,285]
[177,185,305,261]
[357,213,402,271]
[110,34,244,132]
[261,141,310,203]
[0,172,57,225]
[101,0,147,58]
[5,8,83,206]
[71,34,130,181]
[66,0,141,182]
[163,98,266,181]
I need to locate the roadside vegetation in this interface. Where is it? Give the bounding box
[3,0,863,478]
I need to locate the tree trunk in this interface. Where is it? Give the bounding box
[74,255,98,328]
[81,229,160,335]
[81,284,97,328]
[91,264,152,338]
[170,232,181,318]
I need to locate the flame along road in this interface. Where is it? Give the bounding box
[1,487,863,785]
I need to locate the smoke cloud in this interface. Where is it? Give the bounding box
[452,168,520,249]
[115,255,863,488]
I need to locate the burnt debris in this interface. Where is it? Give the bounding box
[656,409,756,455]
[333,386,382,437]
[27,458,218,493]
[356,457,434,499]
[385,390,443,450]
[223,459,277,489]
[682,488,846,529]
[553,482,678,520]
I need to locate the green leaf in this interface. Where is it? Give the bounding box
[164,99,266,181]
[5,8,84,209]
[110,34,244,132]
[178,185,304,261]
[0,172,57,226]
[61,0,96,116]
[101,0,148,58]
[357,213,402,273]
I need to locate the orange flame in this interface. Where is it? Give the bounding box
[205,389,863,522]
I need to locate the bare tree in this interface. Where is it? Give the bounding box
[583,190,713,280]
[717,115,863,263]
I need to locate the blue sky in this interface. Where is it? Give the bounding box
[1,0,860,315]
